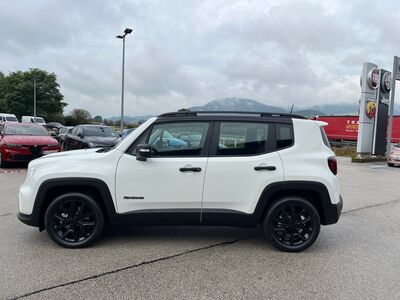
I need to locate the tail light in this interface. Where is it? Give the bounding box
[328,156,337,175]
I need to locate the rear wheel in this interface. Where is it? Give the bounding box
[263,197,320,252]
[45,193,104,248]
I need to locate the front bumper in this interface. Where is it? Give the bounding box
[17,212,38,227]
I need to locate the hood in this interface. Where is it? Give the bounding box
[30,148,101,165]
[84,136,121,146]
[3,135,58,145]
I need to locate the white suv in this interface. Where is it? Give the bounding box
[18,112,342,252]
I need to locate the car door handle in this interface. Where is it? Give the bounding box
[179,167,202,172]
[254,166,276,171]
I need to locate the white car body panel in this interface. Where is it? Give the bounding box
[116,154,207,213]
[278,119,341,204]
[202,153,284,214]
[19,148,122,214]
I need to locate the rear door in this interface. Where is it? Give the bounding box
[202,121,285,218]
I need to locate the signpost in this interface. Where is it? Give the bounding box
[372,69,391,155]
[357,62,378,154]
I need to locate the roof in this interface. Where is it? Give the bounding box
[158,111,305,119]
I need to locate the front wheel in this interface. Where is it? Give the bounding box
[45,193,104,248]
[263,197,320,252]
[388,163,395,167]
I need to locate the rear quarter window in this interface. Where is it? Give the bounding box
[276,123,294,149]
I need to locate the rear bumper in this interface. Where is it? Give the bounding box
[322,195,343,225]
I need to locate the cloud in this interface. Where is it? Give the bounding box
[0,0,398,117]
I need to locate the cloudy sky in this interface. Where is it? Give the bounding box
[1,0,399,117]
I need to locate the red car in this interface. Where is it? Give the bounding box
[0,123,60,167]
[388,143,400,167]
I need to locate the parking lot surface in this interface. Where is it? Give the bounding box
[1,158,400,299]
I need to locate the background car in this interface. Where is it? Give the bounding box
[21,116,46,125]
[0,123,59,167]
[388,143,400,167]
[44,122,64,137]
[122,128,135,138]
[63,125,122,150]
[0,113,18,125]
[56,126,74,149]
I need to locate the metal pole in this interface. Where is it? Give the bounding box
[386,56,397,155]
[120,37,125,132]
[33,77,36,121]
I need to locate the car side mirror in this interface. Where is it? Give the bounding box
[78,133,84,138]
[136,144,152,161]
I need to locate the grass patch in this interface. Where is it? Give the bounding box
[332,146,357,158]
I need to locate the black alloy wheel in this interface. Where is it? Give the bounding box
[45,193,104,248]
[264,197,320,252]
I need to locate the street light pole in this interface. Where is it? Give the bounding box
[33,77,36,120]
[116,28,133,133]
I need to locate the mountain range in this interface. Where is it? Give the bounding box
[108,97,399,123]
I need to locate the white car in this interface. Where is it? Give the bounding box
[21,116,46,125]
[18,111,342,252]
[0,113,18,125]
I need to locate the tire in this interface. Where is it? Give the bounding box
[44,193,104,248]
[388,163,395,167]
[263,197,320,252]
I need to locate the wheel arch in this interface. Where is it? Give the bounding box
[256,181,340,225]
[33,178,119,231]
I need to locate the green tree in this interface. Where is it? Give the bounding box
[0,71,6,112]
[2,68,66,120]
[64,109,92,126]
[93,115,103,123]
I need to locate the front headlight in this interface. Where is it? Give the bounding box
[5,144,23,148]
[88,142,96,148]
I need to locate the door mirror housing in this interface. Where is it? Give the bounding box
[136,144,152,161]
[78,133,84,139]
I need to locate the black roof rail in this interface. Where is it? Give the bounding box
[158,111,305,119]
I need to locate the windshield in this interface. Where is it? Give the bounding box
[5,125,49,136]
[5,116,18,122]
[83,126,119,137]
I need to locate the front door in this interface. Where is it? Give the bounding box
[115,121,211,224]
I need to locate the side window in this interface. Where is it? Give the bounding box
[276,123,294,149]
[217,122,268,156]
[147,122,209,157]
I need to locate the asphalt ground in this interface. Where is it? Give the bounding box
[1,158,400,299]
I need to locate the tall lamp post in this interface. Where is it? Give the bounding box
[33,77,36,120]
[116,28,133,132]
